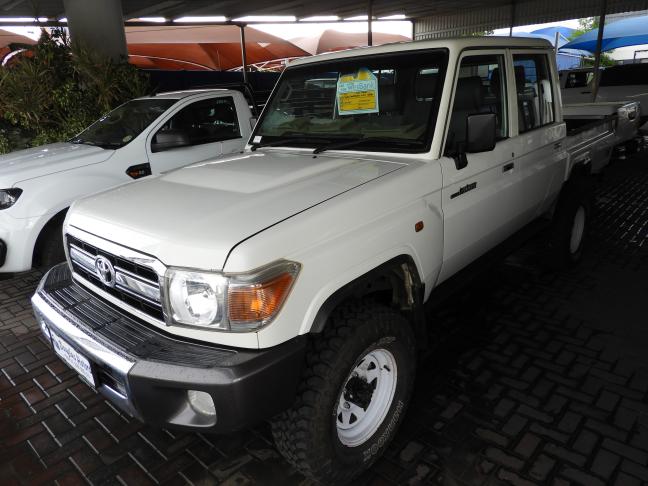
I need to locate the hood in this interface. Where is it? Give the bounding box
[0,142,115,186]
[69,150,406,270]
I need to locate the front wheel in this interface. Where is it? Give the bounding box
[271,301,416,485]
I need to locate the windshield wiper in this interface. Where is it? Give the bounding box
[250,135,333,151]
[312,136,416,154]
[70,139,120,149]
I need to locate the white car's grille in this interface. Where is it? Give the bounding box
[66,234,164,322]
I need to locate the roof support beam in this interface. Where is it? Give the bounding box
[367,0,373,46]
[591,0,608,102]
[239,24,248,85]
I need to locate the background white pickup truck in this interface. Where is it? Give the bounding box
[33,37,610,484]
[560,64,648,125]
[0,89,252,273]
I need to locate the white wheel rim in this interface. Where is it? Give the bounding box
[336,348,398,447]
[570,206,586,254]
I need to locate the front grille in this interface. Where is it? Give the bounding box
[67,234,164,321]
[41,264,237,368]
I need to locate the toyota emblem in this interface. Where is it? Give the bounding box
[95,256,116,287]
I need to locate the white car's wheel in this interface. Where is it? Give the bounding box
[272,300,416,485]
[336,348,398,447]
[548,179,591,268]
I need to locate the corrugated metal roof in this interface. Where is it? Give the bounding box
[2,0,645,23]
[414,0,648,40]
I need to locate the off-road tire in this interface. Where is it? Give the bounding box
[547,179,592,269]
[271,300,416,485]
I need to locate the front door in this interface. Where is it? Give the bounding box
[438,51,518,282]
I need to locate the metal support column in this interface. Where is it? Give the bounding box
[368,0,373,46]
[509,1,516,36]
[591,0,608,102]
[239,25,249,85]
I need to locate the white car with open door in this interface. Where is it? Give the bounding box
[0,89,253,273]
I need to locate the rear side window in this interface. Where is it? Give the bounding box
[565,71,591,89]
[154,97,241,148]
[513,54,555,133]
[600,64,648,86]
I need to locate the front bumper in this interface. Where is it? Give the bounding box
[32,263,306,433]
[0,212,40,272]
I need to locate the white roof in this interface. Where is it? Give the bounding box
[138,88,231,100]
[289,36,552,67]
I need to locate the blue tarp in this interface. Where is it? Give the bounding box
[531,26,575,39]
[491,31,586,69]
[562,15,648,52]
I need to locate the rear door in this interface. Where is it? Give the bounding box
[146,96,243,173]
[509,50,567,218]
[438,50,519,282]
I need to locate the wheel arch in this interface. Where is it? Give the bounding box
[309,254,428,349]
[32,207,68,267]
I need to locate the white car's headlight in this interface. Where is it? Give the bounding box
[0,188,22,210]
[165,260,300,331]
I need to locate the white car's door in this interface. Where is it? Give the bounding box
[438,51,519,282]
[509,50,568,218]
[146,96,243,172]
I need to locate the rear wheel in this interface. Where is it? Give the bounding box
[548,180,592,268]
[272,300,416,485]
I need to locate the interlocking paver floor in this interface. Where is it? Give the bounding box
[2,151,648,485]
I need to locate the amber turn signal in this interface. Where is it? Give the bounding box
[228,271,296,325]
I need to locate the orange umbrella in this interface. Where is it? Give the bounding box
[125,25,308,71]
[0,28,36,64]
[291,29,410,55]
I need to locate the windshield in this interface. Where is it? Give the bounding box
[71,99,176,149]
[252,49,448,153]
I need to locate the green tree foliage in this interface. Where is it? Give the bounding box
[0,29,149,152]
[569,17,616,67]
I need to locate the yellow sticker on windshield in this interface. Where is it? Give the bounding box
[337,68,379,116]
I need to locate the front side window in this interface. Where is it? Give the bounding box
[71,99,176,149]
[445,54,508,156]
[252,50,448,153]
[513,54,555,133]
[153,97,241,150]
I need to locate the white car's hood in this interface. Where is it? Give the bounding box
[0,142,114,186]
[69,150,406,270]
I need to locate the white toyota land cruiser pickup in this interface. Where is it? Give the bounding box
[0,89,252,273]
[33,37,603,484]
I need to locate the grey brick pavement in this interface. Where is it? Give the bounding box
[2,152,648,485]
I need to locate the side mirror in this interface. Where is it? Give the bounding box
[466,113,497,154]
[151,129,191,153]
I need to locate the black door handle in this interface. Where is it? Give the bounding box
[503,162,514,172]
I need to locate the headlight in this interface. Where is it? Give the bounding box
[165,260,300,331]
[0,188,22,210]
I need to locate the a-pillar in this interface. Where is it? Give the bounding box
[63,0,127,60]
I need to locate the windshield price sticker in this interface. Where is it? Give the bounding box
[337,68,379,116]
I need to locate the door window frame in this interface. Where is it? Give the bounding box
[509,49,560,136]
[146,95,242,154]
[441,49,513,157]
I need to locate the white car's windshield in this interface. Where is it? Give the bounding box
[252,49,448,154]
[71,99,176,149]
